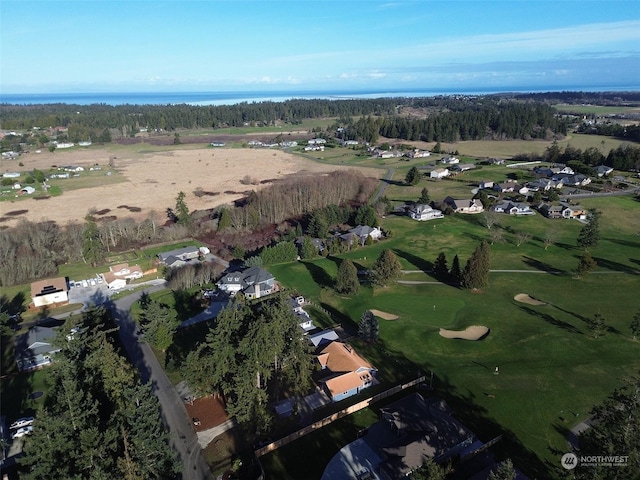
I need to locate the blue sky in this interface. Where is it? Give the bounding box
[1,0,639,93]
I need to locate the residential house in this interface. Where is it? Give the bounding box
[158,246,200,267]
[440,156,460,164]
[534,166,574,177]
[31,277,68,307]
[493,182,516,193]
[430,168,450,179]
[376,394,477,479]
[316,341,377,402]
[492,202,535,216]
[308,329,340,348]
[289,297,315,333]
[405,149,430,159]
[15,326,61,371]
[538,203,564,219]
[216,266,275,299]
[596,165,614,177]
[348,225,383,244]
[450,163,475,173]
[407,204,444,221]
[553,173,591,186]
[102,263,143,290]
[527,179,562,191]
[443,197,484,214]
[561,204,587,220]
[487,158,505,165]
[478,180,494,190]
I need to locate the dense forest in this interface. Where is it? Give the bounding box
[2,98,569,145]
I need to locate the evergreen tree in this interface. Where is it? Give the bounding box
[488,459,517,480]
[577,209,602,249]
[175,191,191,226]
[630,311,640,340]
[575,375,640,480]
[370,249,402,287]
[139,299,179,351]
[82,214,105,266]
[354,205,378,227]
[433,252,448,280]
[586,312,608,338]
[409,458,447,480]
[405,166,421,185]
[217,207,231,231]
[306,211,329,238]
[462,241,490,289]
[449,254,462,284]
[300,236,318,259]
[418,187,430,204]
[358,310,379,343]
[335,259,360,295]
[576,250,597,277]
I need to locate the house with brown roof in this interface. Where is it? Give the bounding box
[443,197,484,214]
[31,277,68,307]
[102,263,143,290]
[316,341,377,402]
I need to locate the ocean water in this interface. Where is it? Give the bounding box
[1,86,638,106]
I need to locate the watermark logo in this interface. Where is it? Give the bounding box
[561,453,629,470]
[561,453,578,470]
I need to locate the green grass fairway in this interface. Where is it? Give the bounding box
[265,194,640,479]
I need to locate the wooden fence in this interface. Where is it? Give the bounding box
[255,375,426,457]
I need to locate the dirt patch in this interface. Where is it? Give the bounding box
[2,147,381,228]
[439,325,490,340]
[370,309,399,320]
[184,395,228,432]
[514,293,547,306]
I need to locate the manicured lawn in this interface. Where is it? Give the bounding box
[263,196,640,479]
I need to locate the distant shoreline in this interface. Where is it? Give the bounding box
[2,86,639,106]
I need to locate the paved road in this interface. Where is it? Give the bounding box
[108,287,214,480]
[370,168,395,204]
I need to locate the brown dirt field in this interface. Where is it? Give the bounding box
[369,309,399,320]
[184,395,228,432]
[1,147,381,227]
[514,293,547,306]
[439,325,490,340]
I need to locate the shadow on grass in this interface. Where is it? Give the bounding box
[604,237,640,249]
[518,305,583,334]
[522,256,564,274]
[302,261,334,289]
[392,248,433,274]
[591,256,640,275]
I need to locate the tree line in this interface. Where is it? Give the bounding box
[542,142,640,173]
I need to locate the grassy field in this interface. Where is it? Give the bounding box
[264,194,640,479]
[553,104,640,116]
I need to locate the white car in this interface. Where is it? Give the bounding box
[90,278,96,286]
[10,416,34,429]
[11,425,33,439]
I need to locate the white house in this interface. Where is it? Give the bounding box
[216,266,275,299]
[430,168,450,179]
[407,204,444,221]
[31,277,68,307]
[596,165,614,177]
[443,197,484,213]
[440,156,460,164]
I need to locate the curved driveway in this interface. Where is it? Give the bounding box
[108,285,214,480]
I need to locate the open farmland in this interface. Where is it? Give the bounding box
[0,145,382,227]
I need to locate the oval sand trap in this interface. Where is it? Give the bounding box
[514,294,547,306]
[369,309,399,320]
[439,325,489,340]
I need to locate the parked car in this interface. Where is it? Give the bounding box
[11,425,33,439]
[90,278,96,286]
[81,279,88,287]
[10,416,34,430]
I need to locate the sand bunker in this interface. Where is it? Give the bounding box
[439,325,489,340]
[369,309,399,320]
[514,294,547,306]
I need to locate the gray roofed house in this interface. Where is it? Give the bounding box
[377,394,476,478]
[216,266,275,299]
[443,197,484,213]
[157,246,200,265]
[15,326,61,371]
